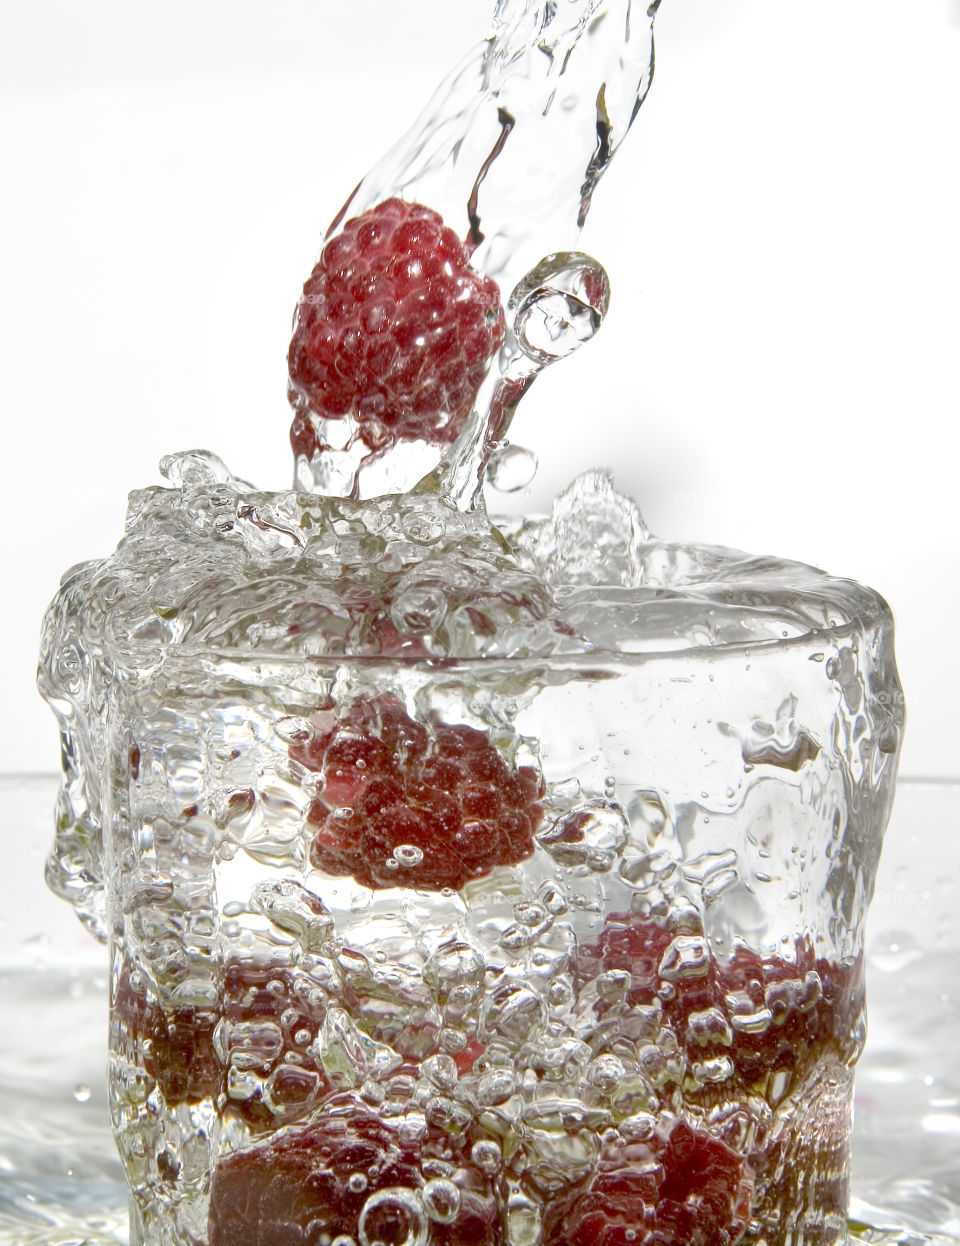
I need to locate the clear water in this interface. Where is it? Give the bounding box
[3,778,956,1246]
[34,457,903,1244]
[26,1,922,1244]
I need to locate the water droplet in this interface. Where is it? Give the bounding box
[159,449,238,487]
[510,252,610,364]
[72,1083,92,1103]
[487,443,538,492]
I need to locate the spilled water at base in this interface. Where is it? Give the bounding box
[2,776,957,1246]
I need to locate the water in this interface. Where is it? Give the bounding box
[4,779,957,1246]
[289,0,657,498]
[35,467,903,1244]
[29,0,921,1244]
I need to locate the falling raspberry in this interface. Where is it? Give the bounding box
[208,1097,504,1246]
[288,198,505,456]
[289,695,542,891]
[543,1121,752,1246]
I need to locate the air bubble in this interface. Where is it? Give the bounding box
[424,941,484,1003]
[422,1178,461,1224]
[585,1054,625,1096]
[358,1187,427,1246]
[480,983,546,1044]
[249,879,333,951]
[619,1112,656,1141]
[471,1139,502,1174]
[423,1054,458,1092]
[393,843,425,867]
[72,1084,92,1103]
[536,800,629,871]
[400,506,447,545]
[658,934,711,982]
[390,585,447,635]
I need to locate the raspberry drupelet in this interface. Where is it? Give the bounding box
[288,198,505,455]
[290,694,543,891]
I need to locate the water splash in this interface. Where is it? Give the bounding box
[343,0,659,290]
[419,250,610,509]
[292,0,659,499]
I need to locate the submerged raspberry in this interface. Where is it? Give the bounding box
[208,1097,503,1246]
[113,957,330,1130]
[290,695,542,890]
[577,914,859,1098]
[544,1121,752,1246]
[288,198,505,450]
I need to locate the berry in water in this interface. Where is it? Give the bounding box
[288,198,505,452]
[290,695,543,891]
[577,913,859,1101]
[113,957,331,1130]
[207,1097,503,1246]
[543,1121,752,1246]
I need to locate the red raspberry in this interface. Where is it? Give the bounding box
[113,956,331,1131]
[288,198,505,451]
[577,915,859,1099]
[289,695,542,891]
[544,1121,752,1246]
[208,1097,504,1246]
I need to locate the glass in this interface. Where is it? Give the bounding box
[39,525,903,1246]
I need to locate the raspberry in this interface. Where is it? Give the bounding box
[208,1097,504,1246]
[577,915,859,1099]
[544,1121,752,1246]
[288,198,505,451]
[290,695,542,891]
[113,956,331,1130]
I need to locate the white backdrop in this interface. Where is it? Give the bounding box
[2,0,957,777]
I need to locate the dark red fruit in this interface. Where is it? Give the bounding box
[288,198,504,449]
[291,695,543,891]
[113,957,330,1130]
[208,1097,504,1246]
[576,914,860,1098]
[544,1120,752,1246]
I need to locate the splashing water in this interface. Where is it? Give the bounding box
[290,0,657,499]
[32,4,913,1246]
[423,250,610,508]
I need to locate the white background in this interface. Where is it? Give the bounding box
[1,0,958,778]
